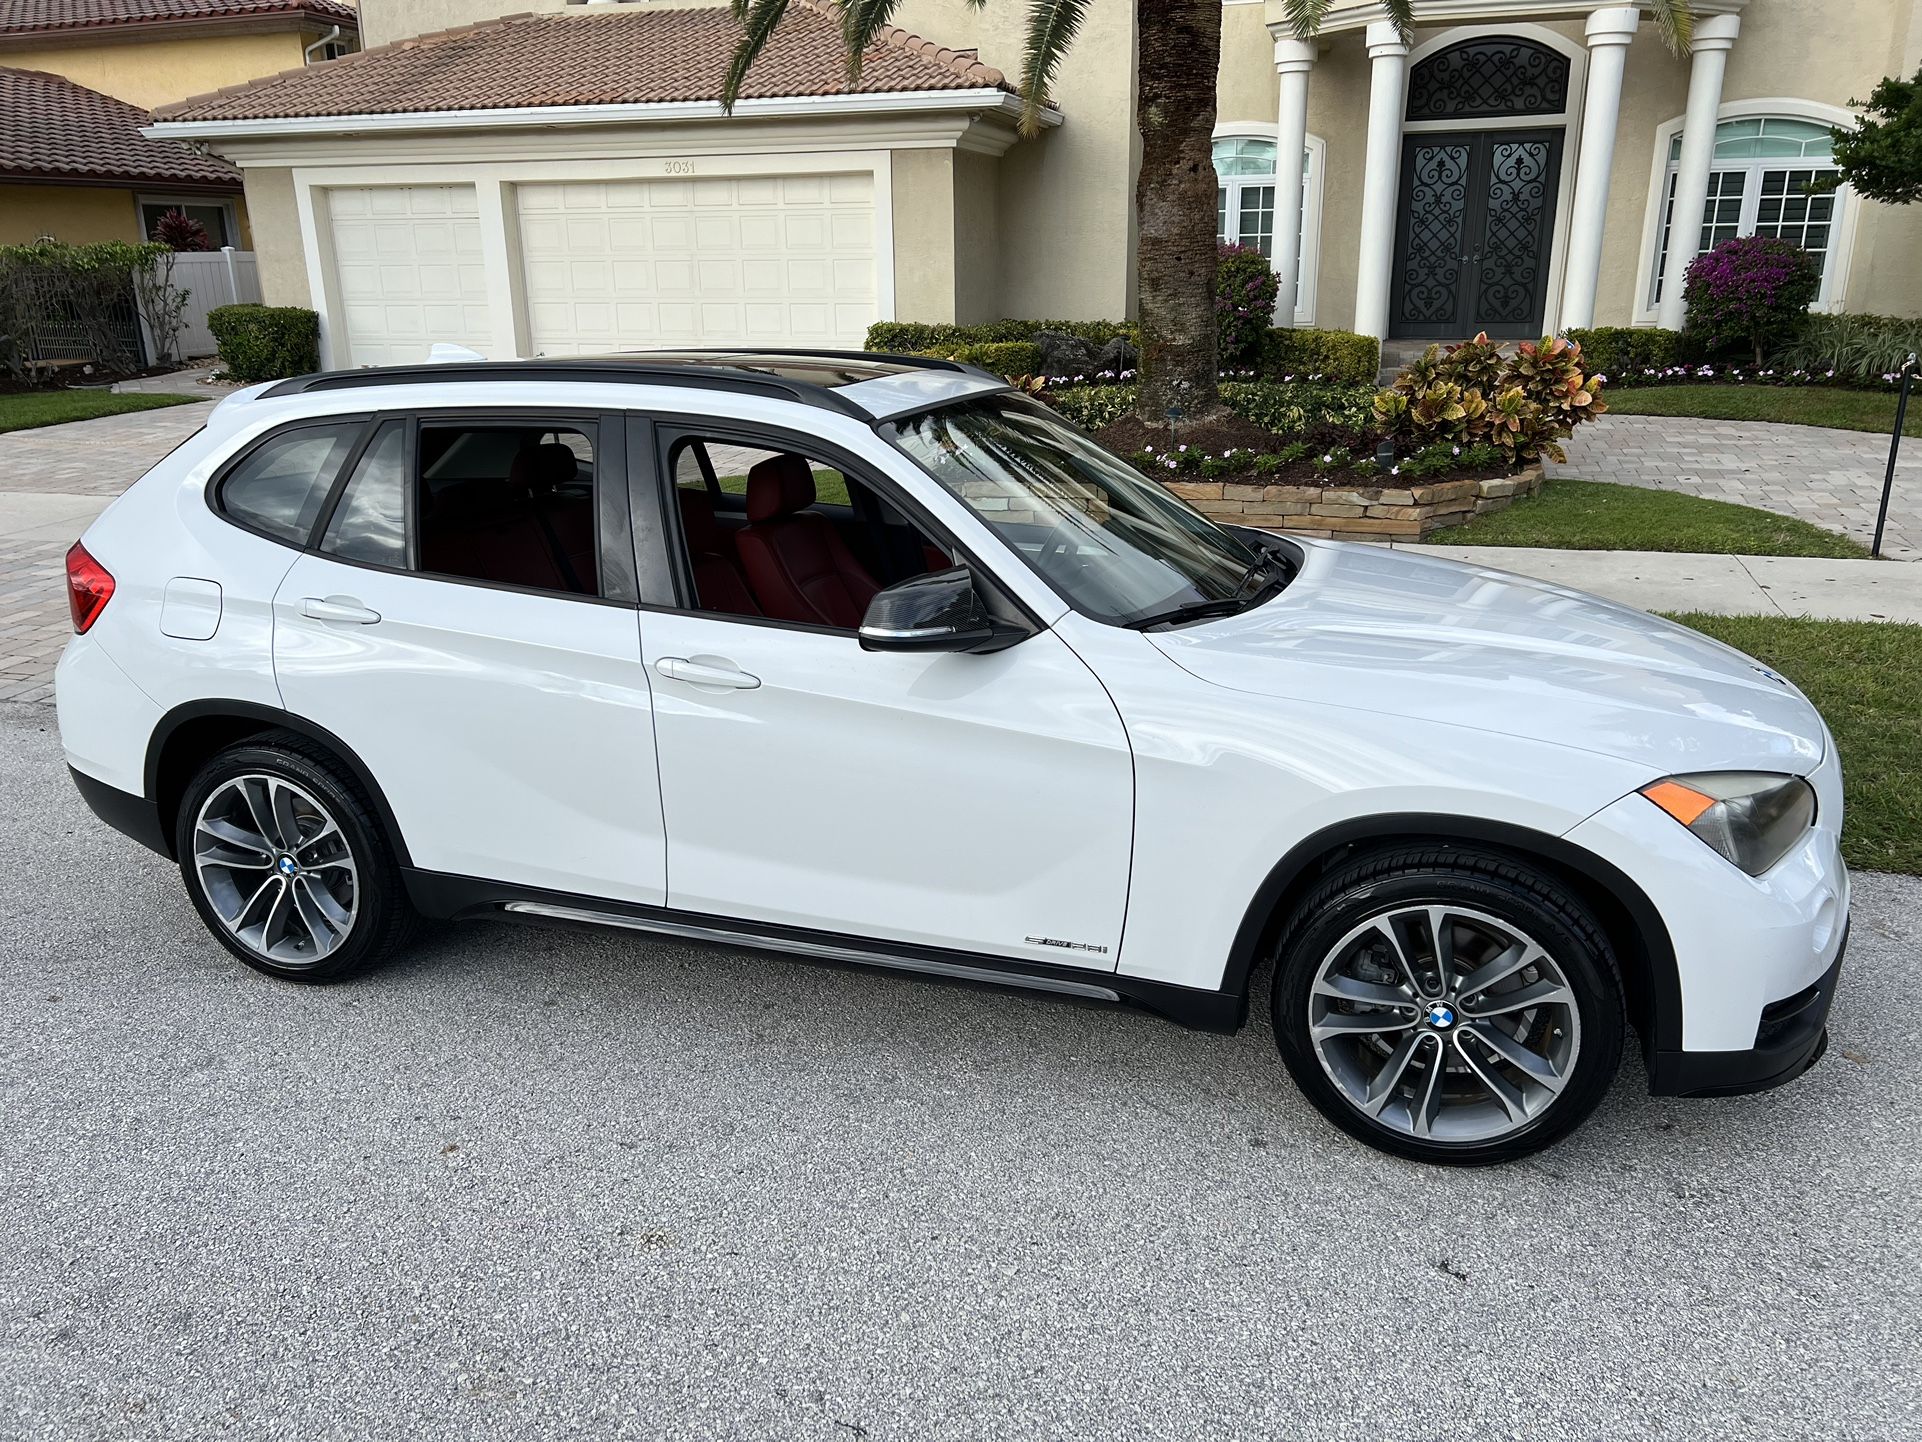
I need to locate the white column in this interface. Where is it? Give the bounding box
[1354,20,1410,341]
[1270,36,1317,327]
[1558,6,1640,331]
[1656,13,1742,330]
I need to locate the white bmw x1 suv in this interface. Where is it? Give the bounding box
[55,351,1848,1164]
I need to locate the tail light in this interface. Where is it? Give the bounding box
[65,541,115,634]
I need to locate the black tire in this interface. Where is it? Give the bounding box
[1270,845,1624,1166]
[173,730,417,982]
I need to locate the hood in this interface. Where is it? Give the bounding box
[1149,540,1825,775]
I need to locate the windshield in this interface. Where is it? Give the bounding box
[883,396,1271,626]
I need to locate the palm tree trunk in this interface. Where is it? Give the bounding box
[1134,0,1224,422]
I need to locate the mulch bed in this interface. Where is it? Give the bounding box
[1092,412,1516,489]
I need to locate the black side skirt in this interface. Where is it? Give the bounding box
[404,867,1244,1034]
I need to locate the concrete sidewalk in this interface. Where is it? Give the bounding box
[1401,543,1922,623]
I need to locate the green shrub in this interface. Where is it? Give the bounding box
[867,319,1135,353]
[1377,334,1604,464]
[0,239,172,380]
[207,304,320,382]
[1256,326,1381,386]
[1216,245,1281,365]
[1772,311,1922,381]
[1048,379,1376,436]
[1565,325,1688,384]
[914,341,1043,377]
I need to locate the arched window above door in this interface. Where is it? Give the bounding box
[1406,39,1571,121]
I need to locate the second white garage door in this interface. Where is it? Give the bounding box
[327,186,491,367]
[518,175,878,355]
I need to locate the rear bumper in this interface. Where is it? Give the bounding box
[1647,924,1846,1098]
[69,765,171,858]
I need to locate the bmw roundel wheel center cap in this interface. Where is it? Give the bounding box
[1425,1001,1457,1030]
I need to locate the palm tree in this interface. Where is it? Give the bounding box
[724,0,1690,423]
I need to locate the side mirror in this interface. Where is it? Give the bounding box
[859,566,998,653]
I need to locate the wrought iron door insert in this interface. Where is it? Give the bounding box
[1390,129,1563,341]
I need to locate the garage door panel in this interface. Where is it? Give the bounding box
[327,185,490,367]
[518,173,876,354]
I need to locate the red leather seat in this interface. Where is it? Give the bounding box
[677,486,760,616]
[735,454,881,628]
[420,442,596,595]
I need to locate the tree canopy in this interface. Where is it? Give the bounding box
[1832,65,1922,207]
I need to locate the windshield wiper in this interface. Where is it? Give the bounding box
[1127,553,1292,631]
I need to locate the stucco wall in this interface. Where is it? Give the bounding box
[0,184,143,244]
[953,149,1001,324]
[890,148,959,324]
[2,31,311,110]
[238,167,311,307]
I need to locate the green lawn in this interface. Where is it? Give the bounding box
[1662,613,1922,876]
[1420,478,1868,558]
[714,467,852,506]
[0,389,198,434]
[1607,384,1921,438]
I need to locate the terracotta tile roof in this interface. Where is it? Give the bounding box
[157,1,1021,124]
[0,64,240,185]
[0,0,357,36]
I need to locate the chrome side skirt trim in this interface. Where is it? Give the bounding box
[501,901,1125,1002]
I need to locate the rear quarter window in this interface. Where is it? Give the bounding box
[215,421,364,547]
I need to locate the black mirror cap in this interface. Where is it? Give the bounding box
[858,566,997,653]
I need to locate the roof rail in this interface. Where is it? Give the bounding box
[260,359,865,413]
[662,346,980,375]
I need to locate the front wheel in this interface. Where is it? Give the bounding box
[1271,846,1625,1165]
[174,733,417,981]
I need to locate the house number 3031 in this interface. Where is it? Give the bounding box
[663,160,696,175]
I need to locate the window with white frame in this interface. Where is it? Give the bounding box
[1213,135,1315,320]
[1648,116,1846,307]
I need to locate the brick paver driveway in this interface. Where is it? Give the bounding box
[0,403,213,702]
[1554,413,1922,559]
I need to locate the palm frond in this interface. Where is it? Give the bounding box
[1280,0,1333,41]
[1378,0,1415,45]
[839,0,906,85]
[1018,0,1086,139]
[721,0,790,111]
[1647,0,1694,57]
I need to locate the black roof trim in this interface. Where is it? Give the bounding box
[260,360,869,414]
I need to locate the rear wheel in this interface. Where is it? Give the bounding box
[1271,846,1624,1165]
[175,734,416,981]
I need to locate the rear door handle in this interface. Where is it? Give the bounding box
[301,596,382,625]
[655,656,760,690]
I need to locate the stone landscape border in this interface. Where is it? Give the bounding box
[1164,464,1546,539]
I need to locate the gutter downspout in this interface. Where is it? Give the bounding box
[303,25,342,64]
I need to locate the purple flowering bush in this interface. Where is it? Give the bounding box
[1215,244,1282,366]
[1682,236,1821,366]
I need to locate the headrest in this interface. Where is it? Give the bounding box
[509,442,579,490]
[676,485,724,554]
[745,453,816,522]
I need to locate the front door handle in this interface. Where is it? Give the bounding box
[301,596,382,625]
[655,656,761,690]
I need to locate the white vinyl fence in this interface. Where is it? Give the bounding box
[140,247,262,362]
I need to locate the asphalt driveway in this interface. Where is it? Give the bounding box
[2,703,1918,1441]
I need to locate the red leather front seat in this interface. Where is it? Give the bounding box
[735,454,881,628]
[676,486,760,616]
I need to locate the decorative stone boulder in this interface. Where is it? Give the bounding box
[1034,330,1100,380]
[1094,335,1138,377]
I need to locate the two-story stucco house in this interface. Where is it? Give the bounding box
[146,0,1922,369]
[0,0,360,247]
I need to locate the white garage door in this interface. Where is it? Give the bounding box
[518,174,877,354]
[327,186,491,367]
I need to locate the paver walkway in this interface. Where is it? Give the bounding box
[1553,413,1922,560]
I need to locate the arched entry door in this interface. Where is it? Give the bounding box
[1389,37,1570,341]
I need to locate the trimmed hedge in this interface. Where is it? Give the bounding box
[1564,326,1695,386]
[1049,379,1378,435]
[207,304,320,382]
[1256,326,1381,386]
[913,340,1044,376]
[867,318,1379,386]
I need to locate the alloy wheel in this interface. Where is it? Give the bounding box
[191,773,359,967]
[1306,904,1582,1144]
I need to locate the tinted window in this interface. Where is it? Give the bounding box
[320,422,407,568]
[415,423,600,597]
[218,423,362,547]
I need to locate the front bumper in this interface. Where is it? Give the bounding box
[1646,923,1846,1097]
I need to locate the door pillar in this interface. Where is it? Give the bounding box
[1559,6,1640,331]
[1656,13,1742,330]
[1270,36,1317,327]
[1354,21,1410,340]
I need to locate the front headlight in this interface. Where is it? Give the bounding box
[1640,771,1817,877]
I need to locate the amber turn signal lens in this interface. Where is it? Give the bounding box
[1639,778,1716,826]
